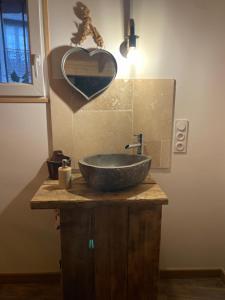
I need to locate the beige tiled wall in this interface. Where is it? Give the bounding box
[133,80,175,168]
[51,79,175,169]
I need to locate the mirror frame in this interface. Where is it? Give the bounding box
[61,47,117,101]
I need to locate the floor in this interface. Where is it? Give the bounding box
[0,282,61,300]
[159,277,225,299]
[0,277,224,300]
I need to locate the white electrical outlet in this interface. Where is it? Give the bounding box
[174,119,189,153]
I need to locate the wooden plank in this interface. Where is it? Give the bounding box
[1,276,225,300]
[30,185,168,209]
[60,208,94,300]
[160,269,223,279]
[128,206,162,300]
[94,206,128,300]
[221,269,225,284]
[0,269,223,284]
[31,174,168,209]
[0,272,60,284]
[159,280,225,299]
[0,97,49,103]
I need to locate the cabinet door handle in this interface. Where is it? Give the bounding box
[88,239,95,249]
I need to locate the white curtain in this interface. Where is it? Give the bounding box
[0,0,31,83]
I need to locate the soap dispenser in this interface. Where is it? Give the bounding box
[58,159,72,189]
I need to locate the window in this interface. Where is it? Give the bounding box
[0,0,46,97]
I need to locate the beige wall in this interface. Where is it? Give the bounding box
[0,104,60,273]
[0,0,225,273]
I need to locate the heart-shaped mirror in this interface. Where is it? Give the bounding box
[61,47,117,101]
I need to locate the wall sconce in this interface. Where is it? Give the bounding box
[120,18,139,63]
[128,19,138,48]
[127,18,139,62]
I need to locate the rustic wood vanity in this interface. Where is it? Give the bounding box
[31,172,168,300]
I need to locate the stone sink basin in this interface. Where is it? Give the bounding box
[78,154,152,192]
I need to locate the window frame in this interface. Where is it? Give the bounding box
[0,0,46,97]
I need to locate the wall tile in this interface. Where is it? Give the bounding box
[133,79,175,140]
[133,79,175,168]
[72,110,133,168]
[51,79,175,169]
[81,79,133,111]
[144,141,161,168]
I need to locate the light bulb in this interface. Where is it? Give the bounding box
[127,46,138,64]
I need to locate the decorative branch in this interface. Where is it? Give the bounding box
[71,2,104,48]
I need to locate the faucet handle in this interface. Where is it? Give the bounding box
[134,133,143,143]
[134,133,143,139]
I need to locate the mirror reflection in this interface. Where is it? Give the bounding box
[61,47,117,100]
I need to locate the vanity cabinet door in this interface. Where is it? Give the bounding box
[60,205,162,300]
[128,205,162,300]
[60,208,95,300]
[94,206,128,300]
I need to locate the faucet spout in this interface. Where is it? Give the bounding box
[125,143,141,150]
[125,134,143,155]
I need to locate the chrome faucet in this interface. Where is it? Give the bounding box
[125,133,143,155]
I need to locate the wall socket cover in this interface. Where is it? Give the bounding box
[176,120,187,131]
[174,119,189,153]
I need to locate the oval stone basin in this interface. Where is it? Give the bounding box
[78,154,152,192]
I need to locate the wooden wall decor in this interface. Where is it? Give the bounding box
[71,2,104,48]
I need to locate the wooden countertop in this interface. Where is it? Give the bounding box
[30,173,168,209]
